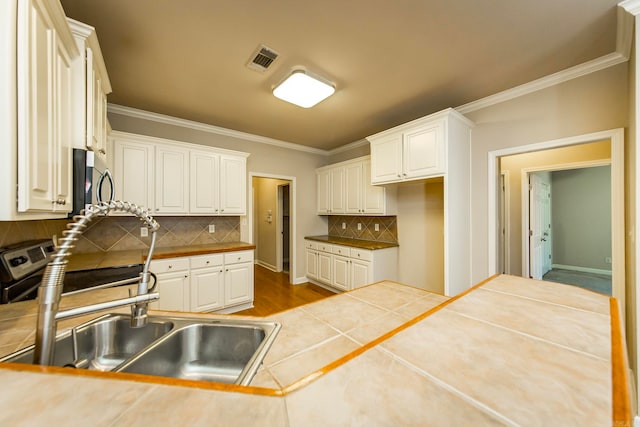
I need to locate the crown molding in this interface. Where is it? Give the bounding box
[619,0,640,16]
[456,52,628,115]
[327,138,369,156]
[107,104,329,156]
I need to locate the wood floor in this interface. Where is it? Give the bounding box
[234,265,336,317]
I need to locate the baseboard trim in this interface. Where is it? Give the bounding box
[292,276,309,285]
[551,264,613,277]
[306,278,342,294]
[255,260,278,272]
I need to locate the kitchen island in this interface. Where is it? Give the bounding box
[0,274,631,426]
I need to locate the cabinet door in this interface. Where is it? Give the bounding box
[155,145,189,214]
[219,155,246,215]
[403,123,444,179]
[52,31,73,212]
[191,267,224,312]
[317,252,332,284]
[362,160,385,214]
[370,134,403,184]
[17,0,62,212]
[345,162,362,214]
[332,255,350,291]
[330,167,345,213]
[305,249,318,279]
[153,271,189,311]
[113,139,154,209]
[316,170,330,214]
[190,151,220,214]
[225,262,254,307]
[350,259,371,289]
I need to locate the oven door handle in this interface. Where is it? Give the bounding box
[96,169,115,203]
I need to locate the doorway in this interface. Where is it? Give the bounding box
[489,129,624,312]
[249,174,296,281]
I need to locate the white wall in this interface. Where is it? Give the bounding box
[464,63,629,284]
[108,112,329,283]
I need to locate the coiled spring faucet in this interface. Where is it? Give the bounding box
[34,201,161,366]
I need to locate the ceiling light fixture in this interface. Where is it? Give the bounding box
[273,69,335,108]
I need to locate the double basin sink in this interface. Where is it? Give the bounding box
[1,314,280,386]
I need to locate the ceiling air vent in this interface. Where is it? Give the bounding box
[246,45,279,72]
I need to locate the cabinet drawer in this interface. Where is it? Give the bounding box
[190,253,224,269]
[224,250,254,265]
[305,240,318,250]
[317,243,334,253]
[150,257,190,273]
[350,248,372,261]
[332,245,349,256]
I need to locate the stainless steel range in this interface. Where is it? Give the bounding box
[0,239,143,304]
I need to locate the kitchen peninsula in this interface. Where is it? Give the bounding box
[0,274,630,426]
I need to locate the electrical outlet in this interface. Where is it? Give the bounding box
[140,227,148,237]
[209,224,215,233]
[342,222,346,229]
[374,224,379,232]
[605,257,612,264]
[357,223,362,231]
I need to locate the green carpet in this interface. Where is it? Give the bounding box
[542,268,612,296]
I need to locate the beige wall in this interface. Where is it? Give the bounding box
[551,166,611,271]
[108,112,329,283]
[465,63,629,284]
[253,177,289,270]
[396,180,444,294]
[499,140,611,275]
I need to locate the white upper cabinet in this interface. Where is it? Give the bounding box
[67,18,112,159]
[155,145,189,214]
[0,0,79,219]
[113,136,155,210]
[219,155,247,215]
[190,150,220,214]
[112,131,249,216]
[316,156,395,216]
[367,108,470,185]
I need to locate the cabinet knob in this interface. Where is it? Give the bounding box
[397,174,401,178]
[403,173,407,176]
[221,209,224,212]
[206,261,210,264]
[54,198,66,205]
[168,265,172,269]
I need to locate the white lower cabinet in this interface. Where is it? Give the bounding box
[304,239,398,292]
[150,250,254,313]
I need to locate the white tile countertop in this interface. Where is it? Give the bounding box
[0,274,631,426]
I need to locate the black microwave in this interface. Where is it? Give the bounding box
[70,149,114,216]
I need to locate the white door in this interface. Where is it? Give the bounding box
[362,160,385,214]
[305,249,318,279]
[317,252,332,284]
[330,167,345,213]
[350,259,370,289]
[219,155,246,214]
[154,271,189,311]
[370,135,403,184]
[403,123,444,179]
[529,173,552,279]
[332,255,350,291]
[191,267,224,312]
[317,170,330,214]
[190,151,220,214]
[155,145,189,214]
[225,262,253,306]
[345,163,362,214]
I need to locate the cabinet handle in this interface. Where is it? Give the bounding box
[206,261,210,264]
[168,265,172,269]
[226,269,229,272]
[54,198,66,205]
[221,209,224,212]
[403,173,407,176]
[184,275,188,278]
[397,174,401,178]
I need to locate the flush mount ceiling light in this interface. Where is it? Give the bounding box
[272,70,335,108]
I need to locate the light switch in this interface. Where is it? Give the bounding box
[209,224,215,233]
[342,222,346,229]
[357,223,362,231]
[374,224,379,232]
[140,227,148,237]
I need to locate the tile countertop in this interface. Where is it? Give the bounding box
[305,235,398,250]
[0,275,631,426]
[65,242,256,271]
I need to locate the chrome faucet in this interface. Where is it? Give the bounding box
[34,201,161,366]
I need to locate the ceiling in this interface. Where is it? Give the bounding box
[60,0,622,151]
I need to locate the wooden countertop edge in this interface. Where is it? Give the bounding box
[146,244,256,261]
[610,297,633,424]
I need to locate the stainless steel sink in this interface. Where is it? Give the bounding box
[1,314,174,371]
[116,322,279,385]
[1,314,280,386]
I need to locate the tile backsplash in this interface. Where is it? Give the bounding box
[328,216,398,244]
[0,216,240,253]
